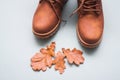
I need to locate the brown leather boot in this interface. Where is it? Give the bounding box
[72,0,104,48]
[32,0,68,38]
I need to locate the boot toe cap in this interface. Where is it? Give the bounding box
[33,20,52,34]
[78,14,103,44]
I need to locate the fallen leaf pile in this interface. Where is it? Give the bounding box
[30,42,85,74]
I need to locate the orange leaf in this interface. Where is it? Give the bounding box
[62,48,85,65]
[44,42,56,56]
[31,52,53,71]
[53,51,66,74]
[31,42,56,71]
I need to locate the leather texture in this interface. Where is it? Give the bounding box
[77,0,104,48]
[32,0,68,38]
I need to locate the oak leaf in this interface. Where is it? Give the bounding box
[62,48,84,65]
[53,51,66,74]
[43,42,56,56]
[31,42,56,71]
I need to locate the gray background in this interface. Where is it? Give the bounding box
[0,0,120,80]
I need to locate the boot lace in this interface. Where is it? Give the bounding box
[70,0,101,17]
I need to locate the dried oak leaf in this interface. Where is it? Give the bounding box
[53,51,66,74]
[62,48,85,65]
[31,42,56,71]
[46,42,56,57]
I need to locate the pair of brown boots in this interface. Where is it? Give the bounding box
[32,0,104,48]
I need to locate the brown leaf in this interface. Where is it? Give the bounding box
[42,42,56,56]
[53,51,66,74]
[62,48,85,65]
[31,52,53,71]
[31,42,56,71]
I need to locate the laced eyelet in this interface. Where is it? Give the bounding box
[70,0,101,17]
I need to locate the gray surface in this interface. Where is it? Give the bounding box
[0,0,120,80]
